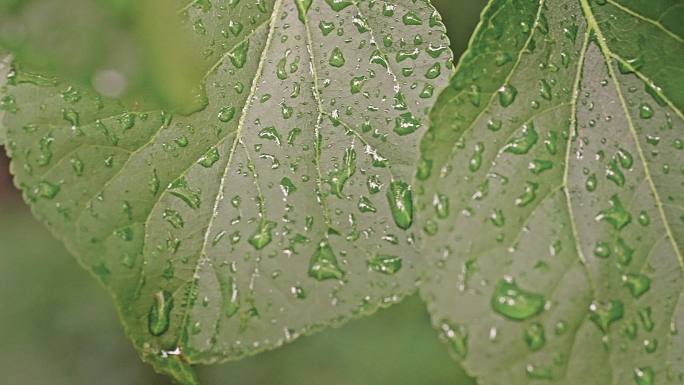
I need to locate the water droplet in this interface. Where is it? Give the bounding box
[350,76,367,94]
[526,364,553,380]
[539,79,552,100]
[70,157,84,176]
[358,196,377,213]
[606,158,625,187]
[387,180,413,230]
[638,307,654,331]
[62,108,80,127]
[639,103,654,119]
[596,195,631,230]
[394,112,421,136]
[258,126,282,145]
[329,47,346,68]
[438,321,468,359]
[402,11,423,25]
[594,241,611,258]
[168,178,202,209]
[617,148,633,169]
[528,159,553,174]
[148,291,173,336]
[524,323,546,351]
[589,299,624,333]
[491,279,545,321]
[498,84,518,107]
[328,148,356,197]
[280,177,297,196]
[220,276,240,317]
[469,142,485,172]
[163,209,184,229]
[638,211,650,226]
[218,106,236,122]
[487,119,502,131]
[615,237,634,266]
[198,147,220,168]
[622,273,651,298]
[503,122,538,155]
[229,41,249,68]
[33,181,60,199]
[309,241,344,280]
[585,173,598,192]
[319,20,335,36]
[425,63,441,79]
[248,220,275,250]
[515,182,539,207]
[324,0,352,12]
[367,254,402,275]
[633,367,654,385]
[434,193,449,219]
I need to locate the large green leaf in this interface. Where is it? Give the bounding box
[418,0,684,384]
[2,0,452,383]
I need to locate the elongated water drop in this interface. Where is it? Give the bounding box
[387,180,413,230]
[367,254,402,275]
[524,323,546,351]
[148,290,173,336]
[438,321,468,359]
[503,122,538,154]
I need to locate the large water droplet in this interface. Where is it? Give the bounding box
[589,299,624,333]
[491,279,545,321]
[309,241,344,280]
[248,220,275,250]
[503,122,538,154]
[387,180,413,230]
[596,195,631,230]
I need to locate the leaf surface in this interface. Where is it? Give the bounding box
[0,54,9,145]
[2,0,451,383]
[418,0,684,383]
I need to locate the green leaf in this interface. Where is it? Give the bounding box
[2,0,452,383]
[0,53,10,145]
[418,0,684,384]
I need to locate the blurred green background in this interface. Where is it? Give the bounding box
[0,1,486,384]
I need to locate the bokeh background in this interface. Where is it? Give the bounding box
[0,1,486,384]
